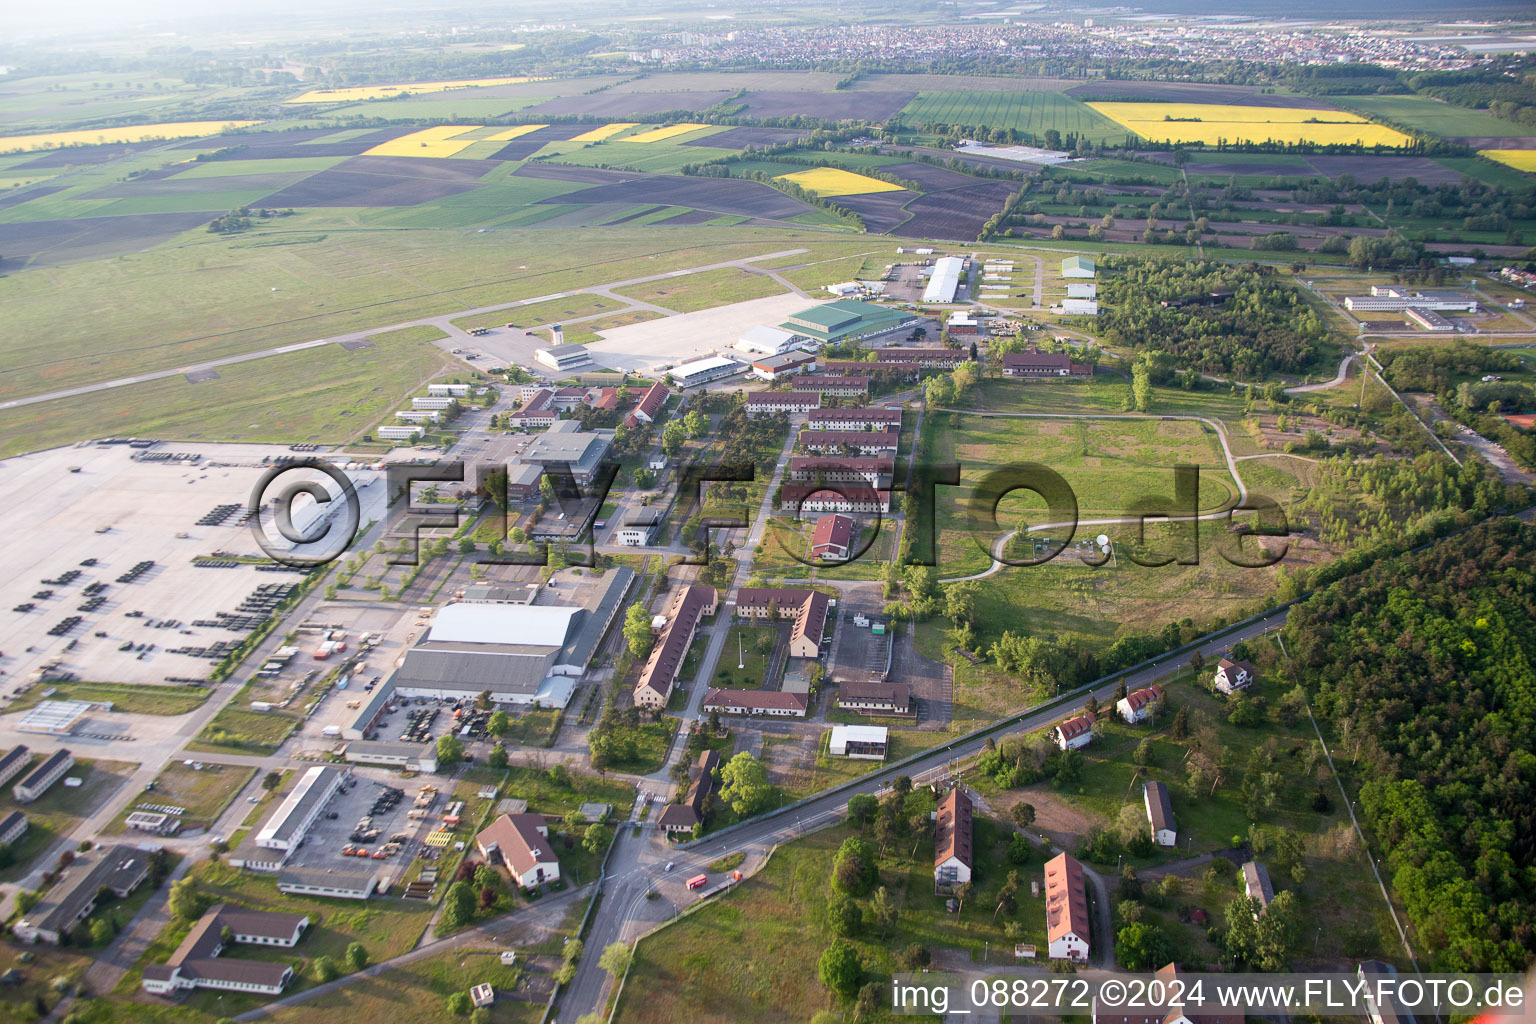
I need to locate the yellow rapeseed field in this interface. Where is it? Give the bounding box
[776,167,905,197]
[285,76,549,104]
[622,123,714,144]
[362,126,483,159]
[1087,102,1415,148]
[569,122,641,142]
[481,124,549,141]
[1479,149,1536,172]
[0,120,261,154]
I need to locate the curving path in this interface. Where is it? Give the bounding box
[931,408,1252,584]
[1285,343,1371,395]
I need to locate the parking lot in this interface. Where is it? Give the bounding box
[284,766,444,882]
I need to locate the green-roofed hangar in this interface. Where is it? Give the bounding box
[780,299,919,347]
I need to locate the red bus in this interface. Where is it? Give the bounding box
[685,874,707,891]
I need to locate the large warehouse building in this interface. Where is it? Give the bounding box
[255,766,346,853]
[381,568,634,709]
[668,355,743,389]
[922,256,966,303]
[778,299,919,347]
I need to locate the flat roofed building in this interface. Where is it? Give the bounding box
[780,299,918,346]
[412,396,455,410]
[1044,852,1090,960]
[476,813,560,888]
[1066,283,1097,299]
[701,689,808,718]
[394,410,441,424]
[341,740,438,774]
[796,428,900,455]
[922,256,966,303]
[519,420,614,486]
[13,748,73,803]
[0,810,26,846]
[502,462,545,502]
[256,766,344,852]
[745,391,822,416]
[1061,298,1099,316]
[16,701,95,735]
[737,325,811,355]
[428,383,471,397]
[535,343,593,372]
[13,845,150,945]
[836,681,912,716]
[934,788,973,891]
[1144,781,1177,847]
[142,904,309,997]
[276,865,379,900]
[395,568,633,707]
[829,724,888,759]
[0,745,30,788]
[1344,291,1476,312]
[1405,307,1456,331]
[377,425,425,442]
[669,355,742,388]
[806,407,902,431]
[616,507,665,546]
[634,585,717,709]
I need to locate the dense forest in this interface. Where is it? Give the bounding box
[1095,259,1332,378]
[1284,519,1536,972]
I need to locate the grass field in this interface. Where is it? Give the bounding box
[449,293,623,332]
[1338,94,1536,138]
[612,266,788,312]
[0,120,260,154]
[107,762,256,833]
[1479,149,1536,172]
[489,765,637,818]
[4,680,211,715]
[173,155,350,178]
[547,139,740,173]
[0,326,451,456]
[0,226,841,402]
[900,89,1129,144]
[1087,102,1415,148]
[260,948,541,1024]
[286,76,549,104]
[775,167,904,197]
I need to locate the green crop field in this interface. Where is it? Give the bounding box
[545,139,739,174]
[174,155,351,178]
[1338,94,1536,138]
[321,94,550,119]
[899,90,1129,143]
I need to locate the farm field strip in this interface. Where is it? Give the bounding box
[622,123,714,143]
[0,120,261,154]
[285,75,550,103]
[361,125,483,158]
[777,166,905,197]
[899,89,1128,143]
[1480,149,1536,172]
[569,122,641,142]
[481,123,550,141]
[1087,102,1415,148]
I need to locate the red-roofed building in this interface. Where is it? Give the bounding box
[934,787,973,892]
[476,813,560,889]
[1001,351,1090,378]
[634,585,717,710]
[1044,852,1090,961]
[1053,712,1096,751]
[810,514,856,561]
[624,381,669,429]
[790,375,870,398]
[507,389,557,430]
[1117,684,1165,725]
[701,689,808,717]
[780,485,890,514]
[734,587,828,658]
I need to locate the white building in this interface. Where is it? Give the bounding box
[13,749,73,803]
[1044,853,1090,961]
[922,256,966,303]
[828,725,888,760]
[377,425,424,442]
[427,383,471,397]
[736,325,812,356]
[1144,781,1177,847]
[1117,684,1163,725]
[535,343,593,372]
[669,355,742,388]
[615,508,663,546]
[1060,298,1098,316]
[394,410,441,424]
[1052,713,1095,751]
[1066,283,1097,299]
[412,396,456,410]
[255,766,345,853]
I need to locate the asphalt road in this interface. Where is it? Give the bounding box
[554,605,1291,1021]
